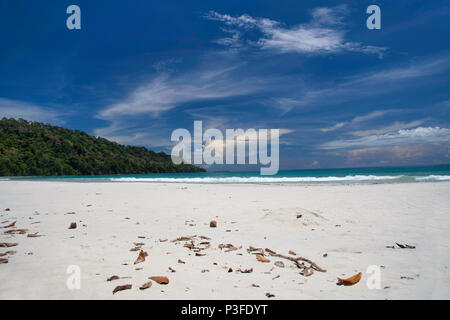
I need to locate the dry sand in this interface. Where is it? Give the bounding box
[0,181,449,299]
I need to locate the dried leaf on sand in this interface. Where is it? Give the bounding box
[150,276,169,284]
[112,284,132,294]
[337,272,362,286]
[134,250,147,264]
[256,255,270,263]
[139,281,152,290]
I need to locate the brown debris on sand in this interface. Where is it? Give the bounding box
[0,243,18,248]
[0,258,8,264]
[264,248,326,274]
[172,236,194,242]
[184,243,194,249]
[3,221,16,228]
[107,275,120,281]
[27,233,42,238]
[112,284,132,294]
[256,255,270,263]
[4,229,27,234]
[0,251,16,257]
[150,276,169,284]
[139,281,152,290]
[219,243,240,252]
[209,220,217,228]
[68,222,77,229]
[396,243,416,249]
[134,250,147,265]
[337,272,362,286]
[247,246,264,255]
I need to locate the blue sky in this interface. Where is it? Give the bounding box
[0,0,449,170]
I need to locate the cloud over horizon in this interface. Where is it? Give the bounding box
[320,127,450,150]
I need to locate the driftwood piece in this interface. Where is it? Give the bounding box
[3,221,16,228]
[396,243,415,249]
[0,243,18,248]
[264,248,326,272]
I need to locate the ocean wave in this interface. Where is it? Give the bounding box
[110,175,406,183]
[414,175,450,181]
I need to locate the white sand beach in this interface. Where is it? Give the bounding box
[0,181,449,300]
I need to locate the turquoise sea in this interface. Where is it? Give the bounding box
[2,165,450,184]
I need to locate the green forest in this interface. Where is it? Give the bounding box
[0,118,205,176]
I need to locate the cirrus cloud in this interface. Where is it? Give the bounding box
[320,126,450,150]
[205,6,386,57]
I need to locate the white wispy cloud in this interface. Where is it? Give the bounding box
[205,6,386,56]
[98,64,264,119]
[349,120,424,137]
[277,56,450,111]
[320,110,395,132]
[319,126,450,150]
[0,98,65,124]
[320,122,346,132]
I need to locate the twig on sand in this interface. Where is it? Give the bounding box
[264,248,327,273]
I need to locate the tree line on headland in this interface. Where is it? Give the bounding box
[0,118,205,176]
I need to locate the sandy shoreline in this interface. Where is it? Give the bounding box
[0,181,449,299]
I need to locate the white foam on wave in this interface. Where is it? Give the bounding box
[414,175,450,181]
[110,175,406,183]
